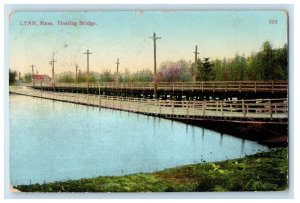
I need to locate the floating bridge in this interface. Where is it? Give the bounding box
[10,84,288,124]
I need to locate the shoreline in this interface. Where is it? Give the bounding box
[13,147,288,192]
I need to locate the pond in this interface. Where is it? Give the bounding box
[10,94,269,185]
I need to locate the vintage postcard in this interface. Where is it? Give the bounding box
[9,10,288,192]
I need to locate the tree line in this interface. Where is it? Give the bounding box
[196,41,288,81]
[10,41,287,85]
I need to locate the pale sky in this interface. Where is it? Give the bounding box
[9,11,288,76]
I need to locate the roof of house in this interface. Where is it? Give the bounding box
[32,74,51,80]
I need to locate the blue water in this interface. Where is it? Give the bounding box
[9,95,269,185]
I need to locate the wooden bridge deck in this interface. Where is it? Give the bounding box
[10,86,288,123]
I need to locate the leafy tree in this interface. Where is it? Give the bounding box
[227,54,247,81]
[23,73,32,83]
[178,59,192,82]
[9,69,17,85]
[158,60,192,82]
[99,70,114,82]
[119,68,133,82]
[273,43,288,80]
[260,41,275,80]
[77,70,86,83]
[213,59,223,81]
[193,58,203,81]
[131,69,153,82]
[58,71,75,83]
[246,53,261,80]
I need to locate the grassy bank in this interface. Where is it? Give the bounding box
[14,148,288,192]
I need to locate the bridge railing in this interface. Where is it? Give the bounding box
[35,80,288,92]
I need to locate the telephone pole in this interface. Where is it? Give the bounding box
[83,49,92,93]
[49,58,56,89]
[115,58,120,82]
[149,32,161,99]
[29,64,35,86]
[18,72,21,86]
[193,45,199,82]
[75,64,78,83]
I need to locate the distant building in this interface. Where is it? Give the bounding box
[32,74,51,85]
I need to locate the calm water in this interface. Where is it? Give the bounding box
[10,95,269,185]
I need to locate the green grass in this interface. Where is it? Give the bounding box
[14,148,288,192]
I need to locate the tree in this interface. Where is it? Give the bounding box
[199,57,213,81]
[23,73,32,83]
[9,69,17,85]
[260,41,275,80]
[228,54,247,81]
[178,59,192,82]
[246,53,260,80]
[58,71,75,83]
[273,43,288,80]
[119,68,132,82]
[131,69,153,82]
[99,70,114,82]
[213,59,223,81]
[158,60,192,82]
[77,70,86,83]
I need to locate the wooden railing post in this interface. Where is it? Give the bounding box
[159,100,162,114]
[186,101,189,118]
[242,100,246,117]
[221,101,224,117]
[77,91,79,104]
[203,100,206,116]
[172,102,174,115]
[120,97,122,109]
[269,100,273,118]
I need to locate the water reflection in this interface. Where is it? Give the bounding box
[191,126,196,151]
[219,133,224,146]
[201,127,205,141]
[185,124,188,134]
[10,95,269,185]
[241,139,246,154]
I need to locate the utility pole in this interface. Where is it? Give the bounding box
[49,58,56,89]
[75,64,78,84]
[18,72,21,86]
[193,45,199,82]
[83,49,92,93]
[29,64,35,86]
[149,32,161,99]
[115,58,120,82]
